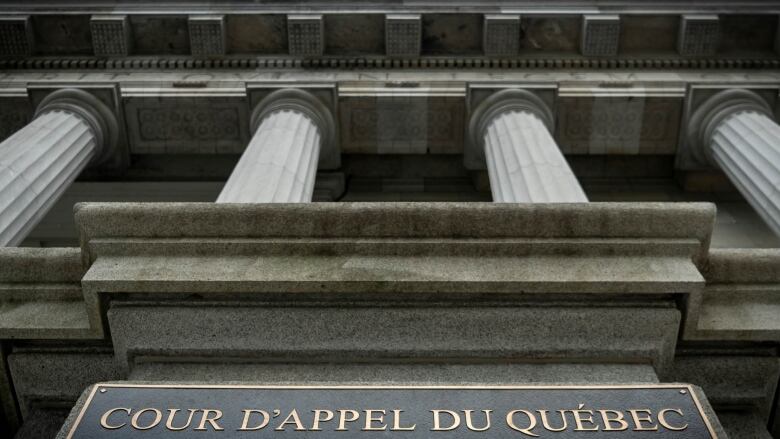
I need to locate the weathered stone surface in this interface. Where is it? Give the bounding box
[13,409,68,439]
[339,96,465,154]
[325,14,384,55]
[685,249,780,341]
[667,355,780,419]
[129,16,189,55]
[422,14,482,55]
[0,248,83,283]
[74,202,715,244]
[123,96,250,154]
[8,350,122,418]
[225,14,287,54]
[129,362,660,384]
[556,97,683,155]
[717,410,772,439]
[107,303,680,373]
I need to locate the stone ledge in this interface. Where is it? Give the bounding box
[684,248,780,341]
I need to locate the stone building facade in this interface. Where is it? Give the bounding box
[1,1,780,438]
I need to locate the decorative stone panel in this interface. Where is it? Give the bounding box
[124,97,250,154]
[483,15,520,56]
[90,15,131,57]
[287,15,323,57]
[0,16,32,57]
[555,97,682,155]
[678,15,720,56]
[581,15,620,57]
[385,14,421,57]
[339,96,464,154]
[189,15,226,56]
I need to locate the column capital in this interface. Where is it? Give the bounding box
[250,88,337,168]
[687,88,774,166]
[467,89,554,169]
[34,88,119,166]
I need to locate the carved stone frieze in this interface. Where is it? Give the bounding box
[287,14,324,57]
[124,97,249,154]
[555,97,682,155]
[483,15,521,57]
[90,15,131,57]
[189,15,226,56]
[581,15,621,57]
[0,16,32,57]
[678,15,720,56]
[386,14,421,57]
[339,96,464,154]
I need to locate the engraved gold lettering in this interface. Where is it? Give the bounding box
[312,410,334,431]
[598,410,629,431]
[276,409,305,431]
[239,410,270,431]
[571,404,598,431]
[506,410,539,437]
[629,409,658,431]
[195,409,224,431]
[130,408,162,430]
[391,410,416,431]
[658,409,688,431]
[337,410,360,431]
[538,410,566,432]
[99,407,130,430]
[464,410,491,431]
[165,409,197,431]
[363,409,387,431]
[431,410,460,431]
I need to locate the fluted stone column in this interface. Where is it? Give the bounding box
[217,89,335,203]
[0,89,117,246]
[688,89,780,236]
[469,89,587,203]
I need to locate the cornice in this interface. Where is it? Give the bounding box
[1,56,779,71]
[2,1,780,14]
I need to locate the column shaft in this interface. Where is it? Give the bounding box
[484,110,587,203]
[710,110,780,235]
[217,109,321,203]
[0,110,98,246]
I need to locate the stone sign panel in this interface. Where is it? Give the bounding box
[64,385,718,438]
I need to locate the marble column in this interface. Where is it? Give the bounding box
[0,89,117,246]
[469,89,587,203]
[688,89,780,236]
[217,89,335,203]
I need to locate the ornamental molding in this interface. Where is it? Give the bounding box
[1,56,779,71]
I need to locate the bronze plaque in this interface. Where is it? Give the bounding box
[66,384,718,438]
